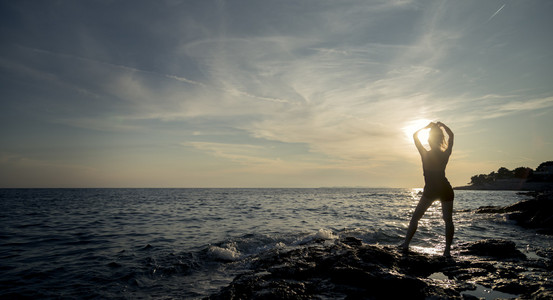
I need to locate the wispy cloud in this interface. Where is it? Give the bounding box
[25,0,542,166]
[499,96,553,112]
[183,141,271,165]
[488,3,506,22]
[2,0,552,187]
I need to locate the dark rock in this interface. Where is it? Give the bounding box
[449,267,491,281]
[254,280,311,300]
[530,286,553,300]
[341,236,363,247]
[206,238,551,300]
[474,205,506,213]
[492,278,539,295]
[475,191,553,234]
[397,251,450,277]
[330,266,377,287]
[536,248,553,260]
[460,239,526,259]
[504,198,541,213]
[207,241,457,299]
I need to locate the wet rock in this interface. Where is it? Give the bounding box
[536,248,553,264]
[530,286,553,300]
[492,278,539,295]
[461,294,480,300]
[255,280,311,300]
[207,241,459,299]
[475,191,553,234]
[474,205,506,213]
[206,238,552,299]
[460,239,526,259]
[449,267,491,281]
[341,236,363,247]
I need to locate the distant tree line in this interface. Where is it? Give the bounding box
[470,161,553,186]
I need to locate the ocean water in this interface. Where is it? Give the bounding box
[1,188,550,299]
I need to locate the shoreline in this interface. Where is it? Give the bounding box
[206,237,553,299]
[206,188,553,299]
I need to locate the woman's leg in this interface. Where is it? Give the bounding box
[441,200,454,257]
[401,196,433,251]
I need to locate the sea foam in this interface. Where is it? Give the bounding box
[315,228,338,240]
[208,244,241,261]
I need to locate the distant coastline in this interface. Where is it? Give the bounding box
[454,179,553,191]
[455,160,553,191]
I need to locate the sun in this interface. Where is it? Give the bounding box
[402,119,432,145]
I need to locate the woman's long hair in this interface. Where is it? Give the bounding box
[428,126,448,151]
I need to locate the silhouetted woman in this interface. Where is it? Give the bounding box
[400,121,454,257]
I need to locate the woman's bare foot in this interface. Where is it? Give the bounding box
[398,243,409,253]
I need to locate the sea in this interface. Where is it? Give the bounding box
[1,188,551,299]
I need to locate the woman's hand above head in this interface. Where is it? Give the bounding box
[436,122,453,135]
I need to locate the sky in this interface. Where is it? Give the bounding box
[1,0,552,188]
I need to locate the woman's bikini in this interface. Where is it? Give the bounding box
[422,150,453,202]
[422,169,453,202]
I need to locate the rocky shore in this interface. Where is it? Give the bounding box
[474,191,553,235]
[205,191,553,299]
[206,237,553,299]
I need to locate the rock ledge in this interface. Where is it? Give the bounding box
[206,238,552,299]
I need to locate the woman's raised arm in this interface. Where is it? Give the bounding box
[437,122,454,153]
[413,122,434,155]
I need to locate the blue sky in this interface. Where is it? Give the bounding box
[1,0,552,187]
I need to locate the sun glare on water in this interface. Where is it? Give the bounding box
[402,119,432,145]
